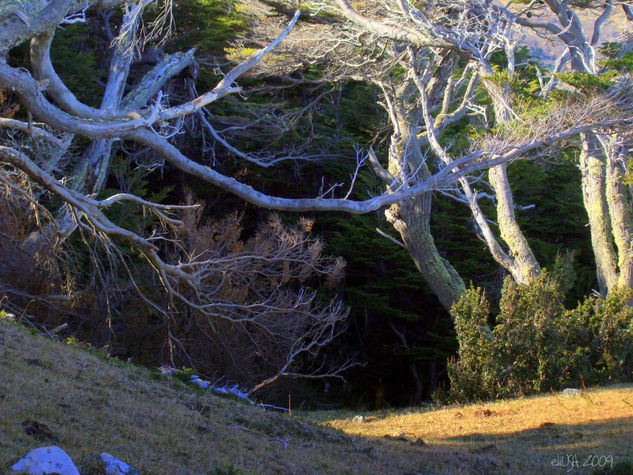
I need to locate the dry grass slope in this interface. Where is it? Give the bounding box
[1,314,632,474]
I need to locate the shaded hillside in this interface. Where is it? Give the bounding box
[0,315,480,474]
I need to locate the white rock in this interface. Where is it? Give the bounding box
[11,446,80,475]
[99,452,138,475]
[562,388,581,397]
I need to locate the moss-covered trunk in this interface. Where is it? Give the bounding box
[488,163,541,284]
[580,133,620,294]
[385,194,466,311]
[383,102,465,312]
[605,143,633,290]
[480,76,541,283]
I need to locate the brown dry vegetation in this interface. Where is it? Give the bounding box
[1,315,632,474]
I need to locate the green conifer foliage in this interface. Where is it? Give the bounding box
[170,0,246,55]
[316,211,457,406]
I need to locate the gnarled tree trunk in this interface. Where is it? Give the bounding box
[580,133,619,294]
[488,163,541,284]
[605,138,633,291]
[381,93,465,312]
[21,11,195,256]
[385,196,466,311]
[479,75,541,283]
[516,0,633,296]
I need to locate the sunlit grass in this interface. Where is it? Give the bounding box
[309,385,633,473]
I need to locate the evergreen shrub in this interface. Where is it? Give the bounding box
[447,257,633,402]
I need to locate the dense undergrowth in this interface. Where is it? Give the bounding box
[447,256,633,403]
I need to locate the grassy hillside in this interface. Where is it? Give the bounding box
[1,314,632,474]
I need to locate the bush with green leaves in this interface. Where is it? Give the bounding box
[447,257,633,402]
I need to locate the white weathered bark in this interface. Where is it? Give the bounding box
[480,72,541,283]
[579,133,619,293]
[0,0,124,54]
[23,2,145,255]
